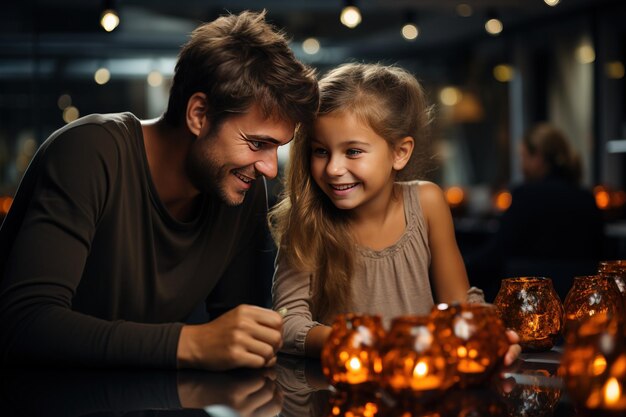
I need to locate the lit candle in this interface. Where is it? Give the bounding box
[344,354,368,384]
[603,377,626,410]
[605,377,621,405]
[408,359,443,391]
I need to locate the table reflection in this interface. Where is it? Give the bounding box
[0,350,580,417]
[274,352,578,417]
[0,367,281,417]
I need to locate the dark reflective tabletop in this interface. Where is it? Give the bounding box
[0,350,578,417]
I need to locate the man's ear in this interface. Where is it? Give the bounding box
[186,92,209,136]
[393,136,415,171]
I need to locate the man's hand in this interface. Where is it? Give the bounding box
[177,305,282,370]
[177,368,282,417]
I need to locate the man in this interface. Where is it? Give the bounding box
[0,10,319,370]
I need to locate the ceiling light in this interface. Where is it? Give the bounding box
[340,1,362,29]
[606,61,625,79]
[100,0,120,32]
[94,67,111,85]
[493,64,515,82]
[401,11,419,41]
[456,3,473,17]
[402,23,419,40]
[302,38,321,55]
[544,0,561,6]
[576,43,595,64]
[484,11,503,36]
[147,70,164,87]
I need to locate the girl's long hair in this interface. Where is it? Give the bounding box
[269,63,432,321]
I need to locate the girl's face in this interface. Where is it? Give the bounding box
[310,111,399,213]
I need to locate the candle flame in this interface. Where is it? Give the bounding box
[604,377,621,405]
[414,360,429,377]
[348,356,362,371]
[457,346,468,357]
[592,354,607,376]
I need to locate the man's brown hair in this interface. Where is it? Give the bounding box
[163,10,318,132]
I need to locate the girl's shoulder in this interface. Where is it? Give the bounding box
[398,180,445,201]
[398,180,447,221]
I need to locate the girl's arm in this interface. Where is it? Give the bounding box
[272,252,329,357]
[418,182,522,366]
[418,181,470,303]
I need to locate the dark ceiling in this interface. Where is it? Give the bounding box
[2,0,617,65]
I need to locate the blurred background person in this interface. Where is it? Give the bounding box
[464,123,604,301]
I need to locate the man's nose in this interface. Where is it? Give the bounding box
[255,150,279,179]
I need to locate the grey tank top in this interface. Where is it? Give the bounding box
[349,181,433,323]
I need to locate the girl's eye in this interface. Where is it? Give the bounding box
[347,149,362,157]
[312,147,328,156]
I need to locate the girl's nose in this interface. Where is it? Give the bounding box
[326,155,345,177]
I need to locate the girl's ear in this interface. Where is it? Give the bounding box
[393,136,415,171]
[186,92,209,136]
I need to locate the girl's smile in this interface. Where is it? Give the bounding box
[311,111,399,214]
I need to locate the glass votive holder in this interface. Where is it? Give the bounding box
[380,315,451,398]
[563,275,625,339]
[430,303,509,388]
[559,313,626,414]
[494,277,563,352]
[599,260,626,309]
[321,313,385,389]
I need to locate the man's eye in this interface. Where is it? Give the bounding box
[249,140,263,150]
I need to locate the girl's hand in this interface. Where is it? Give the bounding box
[503,329,522,366]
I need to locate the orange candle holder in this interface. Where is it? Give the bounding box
[599,260,626,310]
[430,303,509,388]
[380,315,451,398]
[559,313,626,414]
[563,275,624,339]
[321,314,385,389]
[494,277,563,351]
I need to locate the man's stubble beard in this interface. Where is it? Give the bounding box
[185,136,246,207]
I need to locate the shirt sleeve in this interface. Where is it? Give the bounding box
[272,252,322,356]
[0,123,182,368]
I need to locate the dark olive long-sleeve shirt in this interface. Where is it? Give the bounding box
[0,113,273,368]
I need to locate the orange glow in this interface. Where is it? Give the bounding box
[592,354,607,376]
[613,191,626,208]
[413,360,428,377]
[0,197,13,215]
[445,186,465,207]
[494,190,512,211]
[348,356,362,371]
[604,377,621,405]
[457,346,468,358]
[594,186,611,210]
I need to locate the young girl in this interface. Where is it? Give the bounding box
[270,63,519,362]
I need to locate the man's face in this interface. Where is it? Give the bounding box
[186,104,295,206]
